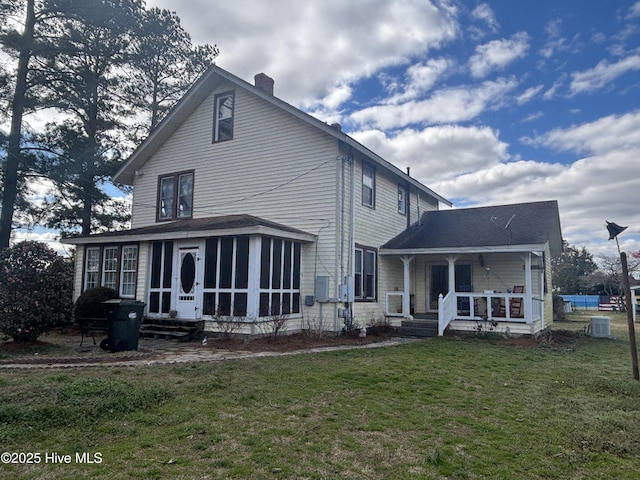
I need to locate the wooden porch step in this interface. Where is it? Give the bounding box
[139,328,193,341]
[139,318,203,342]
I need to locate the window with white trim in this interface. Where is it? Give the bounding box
[398,185,407,215]
[214,91,234,142]
[157,171,194,221]
[362,163,375,208]
[84,247,100,290]
[120,246,138,297]
[82,245,138,297]
[354,246,376,301]
[101,246,118,290]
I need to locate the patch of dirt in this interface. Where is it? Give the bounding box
[0,326,398,364]
[207,330,395,353]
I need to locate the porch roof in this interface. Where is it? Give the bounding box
[380,200,563,257]
[61,214,317,245]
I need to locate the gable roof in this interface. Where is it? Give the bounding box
[113,64,450,206]
[61,214,316,245]
[381,200,563,257]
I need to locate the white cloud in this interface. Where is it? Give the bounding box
[349,77,518,129]
[469,32,530,78]
[627,2,640,19]
[522,111,543,122]
[384,58,452,103]
[459,113,640,254]
[527,110,640,154]
[149,0,459,106]
[470,3,499,35]
[516,84,544,105]
[570,54,640,95]
[352,124,508,181]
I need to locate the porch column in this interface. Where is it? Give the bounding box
[524,253,533,322]
[246,236,262,322]
[401,255,414,317]
[446,256,457,295]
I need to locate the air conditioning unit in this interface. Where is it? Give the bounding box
[590,316,611,338]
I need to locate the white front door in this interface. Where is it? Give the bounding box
[175,246,201,318]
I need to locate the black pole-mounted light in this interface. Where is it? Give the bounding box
[606,221,627,240]
[605,220,639,381]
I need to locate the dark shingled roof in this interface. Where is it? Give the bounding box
[62,214,314,243]
[382,200,563,256]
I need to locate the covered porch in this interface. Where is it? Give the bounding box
[378,201,563,337]
[381,250,548,336]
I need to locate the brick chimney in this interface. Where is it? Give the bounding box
[254,73,274,95]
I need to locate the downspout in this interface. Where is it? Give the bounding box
[349,150,356,328]
[406,167,411,228]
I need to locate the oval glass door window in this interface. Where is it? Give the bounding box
[181,253,196,293]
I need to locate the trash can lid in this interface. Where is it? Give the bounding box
[102,299,146,306]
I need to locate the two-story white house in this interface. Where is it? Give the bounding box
[64,65,562,338]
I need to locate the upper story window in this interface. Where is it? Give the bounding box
[157,171,194,221]
[398,185,407,215]
[362,163,375,208]
[214,91,234,142]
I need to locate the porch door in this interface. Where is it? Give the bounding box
[427,264,472,311]
[176,247,201,318]
[429,265,448,310]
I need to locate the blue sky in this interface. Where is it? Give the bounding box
[17,0,640,262]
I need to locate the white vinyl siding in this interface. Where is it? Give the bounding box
[129,87,339,321]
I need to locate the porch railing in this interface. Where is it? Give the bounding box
[438,291,542,336]
[385,292,406,317]
[438,292,456,336]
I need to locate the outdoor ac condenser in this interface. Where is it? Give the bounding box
[590,316,611,338]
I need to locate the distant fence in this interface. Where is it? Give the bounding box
[560,294,629,311]
[560,295,599,310]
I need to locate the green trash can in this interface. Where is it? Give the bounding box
[102,299,145,352]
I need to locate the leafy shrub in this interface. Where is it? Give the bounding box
[0,241,74,341]
[552,293,567,322]
[74,286,119,319]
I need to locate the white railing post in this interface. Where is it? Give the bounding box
[438,293,444,336]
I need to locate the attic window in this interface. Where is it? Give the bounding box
[214,91,234,142]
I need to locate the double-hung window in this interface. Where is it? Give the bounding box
[101,246,119,290]
[214,91,234,142]
[362,163,375,208]
[354,245,376,301]
[84,247,100,290]
[398,185,407,215]
[157,171,194,221]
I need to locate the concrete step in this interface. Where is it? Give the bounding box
[398,319,438,338]
[139,328,194,341]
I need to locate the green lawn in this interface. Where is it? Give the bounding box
[1,312,640,479]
